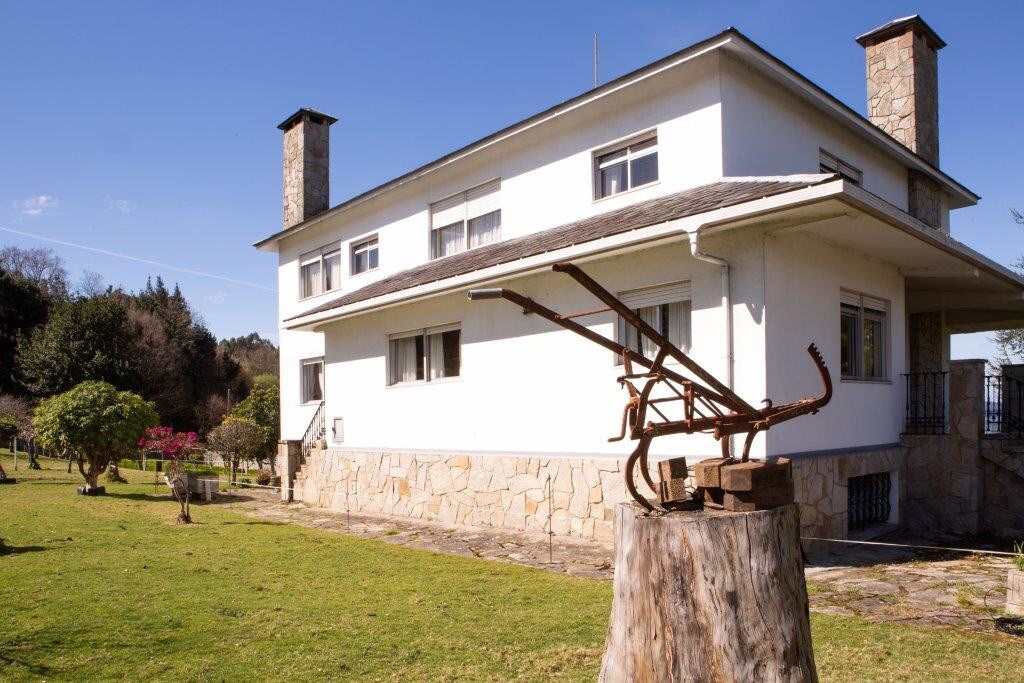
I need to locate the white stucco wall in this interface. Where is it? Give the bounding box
[719,54,913,214]
[272,48,925,449]
[763,231,906,455]
[315,239,767,459]
[276,52,724,323]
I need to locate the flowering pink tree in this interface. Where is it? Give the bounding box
[139,426,198,523]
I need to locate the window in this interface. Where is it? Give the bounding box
[615,281,691,361]
[351,236,379,275]
[594,133,658,199]
[300,245,341,298]
[840,291,888,381]
[300,358,324,403]
[388,325,461,385]
[819,149,862,186]
[430,180,501,259]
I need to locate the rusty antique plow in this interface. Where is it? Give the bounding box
[469,262,832,513]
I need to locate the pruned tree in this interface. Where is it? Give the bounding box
[139,426,199,523]
[993,209,1024,365]
[33,381,158,493]
[207,416,264,484]
[229,384,280,474]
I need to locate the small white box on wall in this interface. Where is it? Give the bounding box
[333,417,344,443]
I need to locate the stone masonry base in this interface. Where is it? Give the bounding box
[292,446,918,544]
[293,449,626,542]
[790,446,906,540]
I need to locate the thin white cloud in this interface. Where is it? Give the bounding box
[0,225,275,292]
[107,197,135,213]
[14,195,59,216]
[205,290,227,304]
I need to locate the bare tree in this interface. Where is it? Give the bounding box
[0,246,69,298]
[992,209,1024,365]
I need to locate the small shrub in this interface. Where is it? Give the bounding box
[255,469,272,486]
[1014,541,1024,572]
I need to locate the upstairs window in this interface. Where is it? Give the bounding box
[615,281,691,362]
[430,180,501,259]
[351,236,379,275]
[388,324,461,385]
[300,244,341,298]
[819,149,862,186]
[594,133,658,200]
[840,291,887,381]
[300,357,324,403]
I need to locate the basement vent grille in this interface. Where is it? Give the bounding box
[847,471,891,531]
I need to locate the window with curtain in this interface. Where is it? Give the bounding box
[429,180,501,259]
[299,244,342,299]
[388,325,460,385]
[300,358,324,403]
[351,236,379,275]
[594,133,658,200]
[839,291,887,380]
[615,280,691,363]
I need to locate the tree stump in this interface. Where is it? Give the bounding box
[599,502,817,682]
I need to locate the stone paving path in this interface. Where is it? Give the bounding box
[227,490,1016,634]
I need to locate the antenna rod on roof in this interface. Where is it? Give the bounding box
[593,34,599,88]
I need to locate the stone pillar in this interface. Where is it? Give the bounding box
[857,16,943,165]
[278,108,337,229]
[947,359,984,533]
[907,311,945,374]
[856,16,945,228]
[277,440,301,502]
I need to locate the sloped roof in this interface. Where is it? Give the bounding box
[258,26,978,251]
[288,176,834,321]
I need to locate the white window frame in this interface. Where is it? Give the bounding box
[819,149,863,186]
[299,243,342,300]
[350,235,379,276]
[840,291,889,382]
[299,357,324,404]
[429,179,501,260]
[593,131,659,201]
[614,280,692,364]
[386,323,461,387]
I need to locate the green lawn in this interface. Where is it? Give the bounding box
[2,456,1021,681]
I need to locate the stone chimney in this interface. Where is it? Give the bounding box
[857,16,945,228]
[278,108,338,228]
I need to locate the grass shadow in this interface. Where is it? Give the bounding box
[105,491,171,502]
[0,545,47,556]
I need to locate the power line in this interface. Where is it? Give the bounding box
[0,225,274,292]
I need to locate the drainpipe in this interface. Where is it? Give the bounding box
[689,228,734,455]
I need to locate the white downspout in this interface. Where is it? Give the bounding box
[689,228,734,455]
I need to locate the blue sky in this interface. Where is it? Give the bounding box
[1,1,1021,358]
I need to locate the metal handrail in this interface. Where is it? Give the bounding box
[985,374,1024,438]
[301,400,326,461]
[903,371,947,435]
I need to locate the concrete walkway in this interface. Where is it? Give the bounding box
[228,490,1016,634]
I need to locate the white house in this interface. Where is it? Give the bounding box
[258,16,1024,542]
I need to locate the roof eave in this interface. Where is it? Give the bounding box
[255,27,978,251]
[719,33,977,207]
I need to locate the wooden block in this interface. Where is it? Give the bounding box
[722,481,794,512]
[659,478,688,505]
[692,458,735,488]
[657,457,688,482]
[720,458,791,492]
[700,486,724,507]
